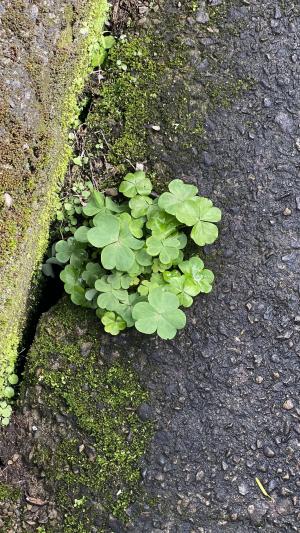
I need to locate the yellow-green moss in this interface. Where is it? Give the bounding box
[24,299,153,531]
[0,482,20,502]
[0,0,108,416]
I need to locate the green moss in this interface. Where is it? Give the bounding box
[0,0,109,417]
[25,298,153,530]
[0,483,20,502]
[205,77,254,110]
[85,21,195,181]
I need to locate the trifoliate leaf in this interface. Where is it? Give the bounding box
[176,197,221,246]
[114,293,145,327]
[101,214,144,271]
[158,179,198,217]
[95,277,129,311]
[132,287,186,339]
[55,238,88,267]
[137,273,165,296]
[119,171,152,198]
[55,240,72,263]
[82,190,105,216]
[146,235,180,264]
[81,262,104,287]
[107,271,133,289]
[179,256,215,293]
[146,205,179,238]
[87,214,120,248]
[129,195,153,218]
[101,312,126,335]
[166,275,200,307]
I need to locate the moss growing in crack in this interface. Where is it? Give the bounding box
[0,483,20,502]
[0,0,109,417]
[25,298,152,530]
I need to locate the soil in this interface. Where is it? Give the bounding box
[1,0,300,532]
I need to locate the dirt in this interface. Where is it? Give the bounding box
[1,0,300,532]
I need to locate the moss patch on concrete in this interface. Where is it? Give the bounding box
[0,0,108,413]
[23,298,152,530]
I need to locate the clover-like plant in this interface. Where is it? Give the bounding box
[48,172,221,339]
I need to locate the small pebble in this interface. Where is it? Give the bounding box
[283,399,294,410]
[196,470,204,481]
[283,207,292,216]
[3,192,13,208]
[264,446,275,458]
[238,482,249,495]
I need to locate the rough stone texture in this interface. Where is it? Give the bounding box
[0,0,108,400]
[124,1,300,531]
[1,0,300,531]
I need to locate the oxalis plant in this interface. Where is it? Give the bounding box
[47,172,221,340]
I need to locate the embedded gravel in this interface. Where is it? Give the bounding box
[121,0,300,531]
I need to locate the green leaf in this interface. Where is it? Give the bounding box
[95,277,129,311]
[105,197,127,213]
[135,248,153,266]
[82,191,105,216]
[81,262,104,287]
[4,386,14,399]
[166,275,200,307]
[176,197,221,245]
[87,214,120,248]
[114,293,145,327]
[101,312,126,335]
[102,35,116,50]
[179,256,214,292]
[60,265,81,293]
[74,226,89,243]
[70,285,88,307]
[8,374,18,385]
[0,405,12,418]
[119,171,152,198]
[55,238,87,267]
[107,272,133,289]
[85,288,98,301]
[158,179,198,217]
[129,216,145,238]
[55,240,72,263]
[129,195,153,218]
[101,214,144,271]
[101,244,135,272]
[137,273,166,296]
[146,235,180,264]
[132,287,186,339]
[146,205,179,238]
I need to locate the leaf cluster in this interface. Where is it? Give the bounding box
[50,172,221,339]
